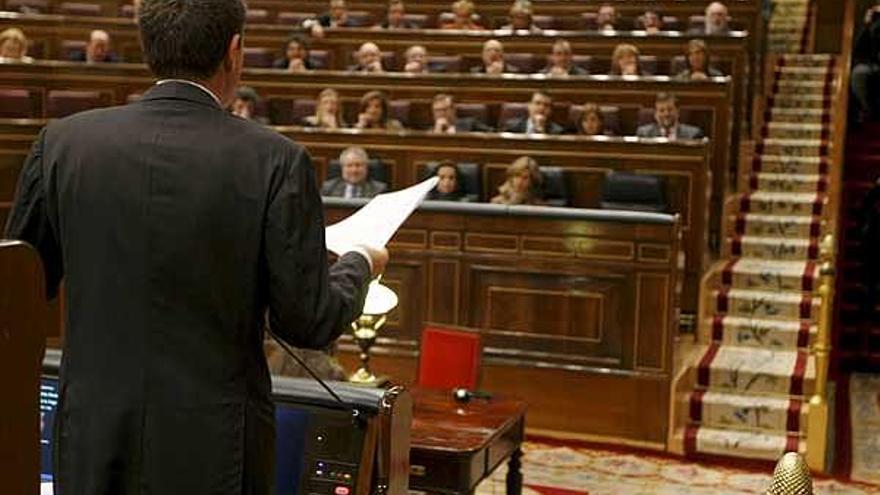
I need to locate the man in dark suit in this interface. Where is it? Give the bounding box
[67,29,121,63]
[542,39,588,76]
[470,39,520,74]
[503,91,565,135]
[4,0,386,493]
[431,93,493,133]
[636,92,705,139]
[321,146,388,198]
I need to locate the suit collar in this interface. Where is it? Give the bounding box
[141,80,224,110]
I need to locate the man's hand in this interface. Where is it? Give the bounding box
[404,61,424,73]
[434,117,450,133]
[486,60,504,74]
[355,245,389,277]
[288,58,306,72]
[533,113,547,133]
[690,70,708,80]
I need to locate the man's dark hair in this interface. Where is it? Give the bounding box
[285,33,310,51]
[138,0,246,80]
[235,86,260,104]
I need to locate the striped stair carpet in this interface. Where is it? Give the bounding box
[767,0,813,53]
[680,53,838,462]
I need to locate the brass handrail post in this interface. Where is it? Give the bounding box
[806,235,835,471]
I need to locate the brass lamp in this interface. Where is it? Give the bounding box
[349,278,398,385]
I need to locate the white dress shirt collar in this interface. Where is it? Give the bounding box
[155,79,223,108]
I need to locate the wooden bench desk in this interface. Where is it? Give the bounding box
[410,387,527,495]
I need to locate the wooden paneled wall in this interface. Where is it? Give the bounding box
[326,200,682,445]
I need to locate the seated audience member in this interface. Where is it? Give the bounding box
[471,39,519,74]
[596,4,619,31]
[677,39,722,80]
[609,43,641,76]
[403,45,428,73]
[543,39,588,76]
[355,90,404,130]
[696,2,730,35]
[851,4,880,121]
[499,0,542,33]
[637,92,704,139]
[69,30,119,63]
[302,88,347,129]
[431,94,493,133]
[577,103,607,136]
[272,35,312,72]
[321,147,388,198]
[303,0,356,37]
[230,86,268,124]
[379,0,416,29]
[442,0,486,30]
[351,42,385,73]
[491,156,545,205]
[642,10,663,34]
[503,91,564,135]
[0,28,34,62]
[427,161,470,201]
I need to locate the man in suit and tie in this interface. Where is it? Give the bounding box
[321,146,388,198]
[636,92,705,140]
[67,29,121,63]
[430,93,493,133]
[4,0,387,492]
[470,39,520,74]
[503,91,565,135]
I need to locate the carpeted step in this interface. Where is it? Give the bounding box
[705,315,816,349]
[758,139,828,157]
[773,67,831,81]
[688,389,809,434]
[751,154,827,175]
[739,192,824,216]
[762,122,828,140]
[684,425,805,461]
[695,344,815,395]
[765,108,829,124]
[729,236,819,260]
[768,94,830,109]
[749,173,826,194]
[733,213,822,238]
[719,259,819,292]
[713,288,820,322]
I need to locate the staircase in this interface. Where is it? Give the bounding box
[767,0,814,53]
[670,51,840,463]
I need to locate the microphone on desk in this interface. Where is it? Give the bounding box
[452,388,492,403]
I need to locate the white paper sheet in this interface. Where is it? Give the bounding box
[325,176,439,255]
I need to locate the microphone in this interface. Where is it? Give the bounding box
[267,329,365,426]
[766,452,813,495]
[452,387,492,403]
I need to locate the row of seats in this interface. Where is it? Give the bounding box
[0,88,712,136]
[243,49,730,75]
[323,158,666,211]
[1,1,746,32]
[268,96,713,136]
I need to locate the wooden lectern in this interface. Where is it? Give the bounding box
[0,241,55,495]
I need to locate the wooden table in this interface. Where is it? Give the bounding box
[409,387,527,494]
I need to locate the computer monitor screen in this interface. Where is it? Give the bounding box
[40,377,60,483]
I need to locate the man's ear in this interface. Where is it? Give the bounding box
[225,34,242,70]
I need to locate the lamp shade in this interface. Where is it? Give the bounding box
[362,279,399,316]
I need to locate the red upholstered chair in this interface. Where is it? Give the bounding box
[640,55,658,75]
[426,55,462,73]
[291,98,317,124]
[243,47,274,68]
[0,89,36,119]
[416,327,481,390]
[58,2,102,16]
[497,102,527,129]
[46,90,107,118]
[308,50,333,70]
[389,100,411,127]
[637,107,656,128]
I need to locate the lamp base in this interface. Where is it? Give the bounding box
[348,368,389,387]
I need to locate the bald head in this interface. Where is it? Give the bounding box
[482,39,504,65]
[705,2,729,34]
[357,42,383,71]
[86,29,111,62]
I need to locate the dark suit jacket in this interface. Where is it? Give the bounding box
[4,81,372,494]
[470,63,520,74]
[502,116,565,135]
[321,177,388,198]
[67,50,121,63]
[541,64,589,76]
[636,122,705,139]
